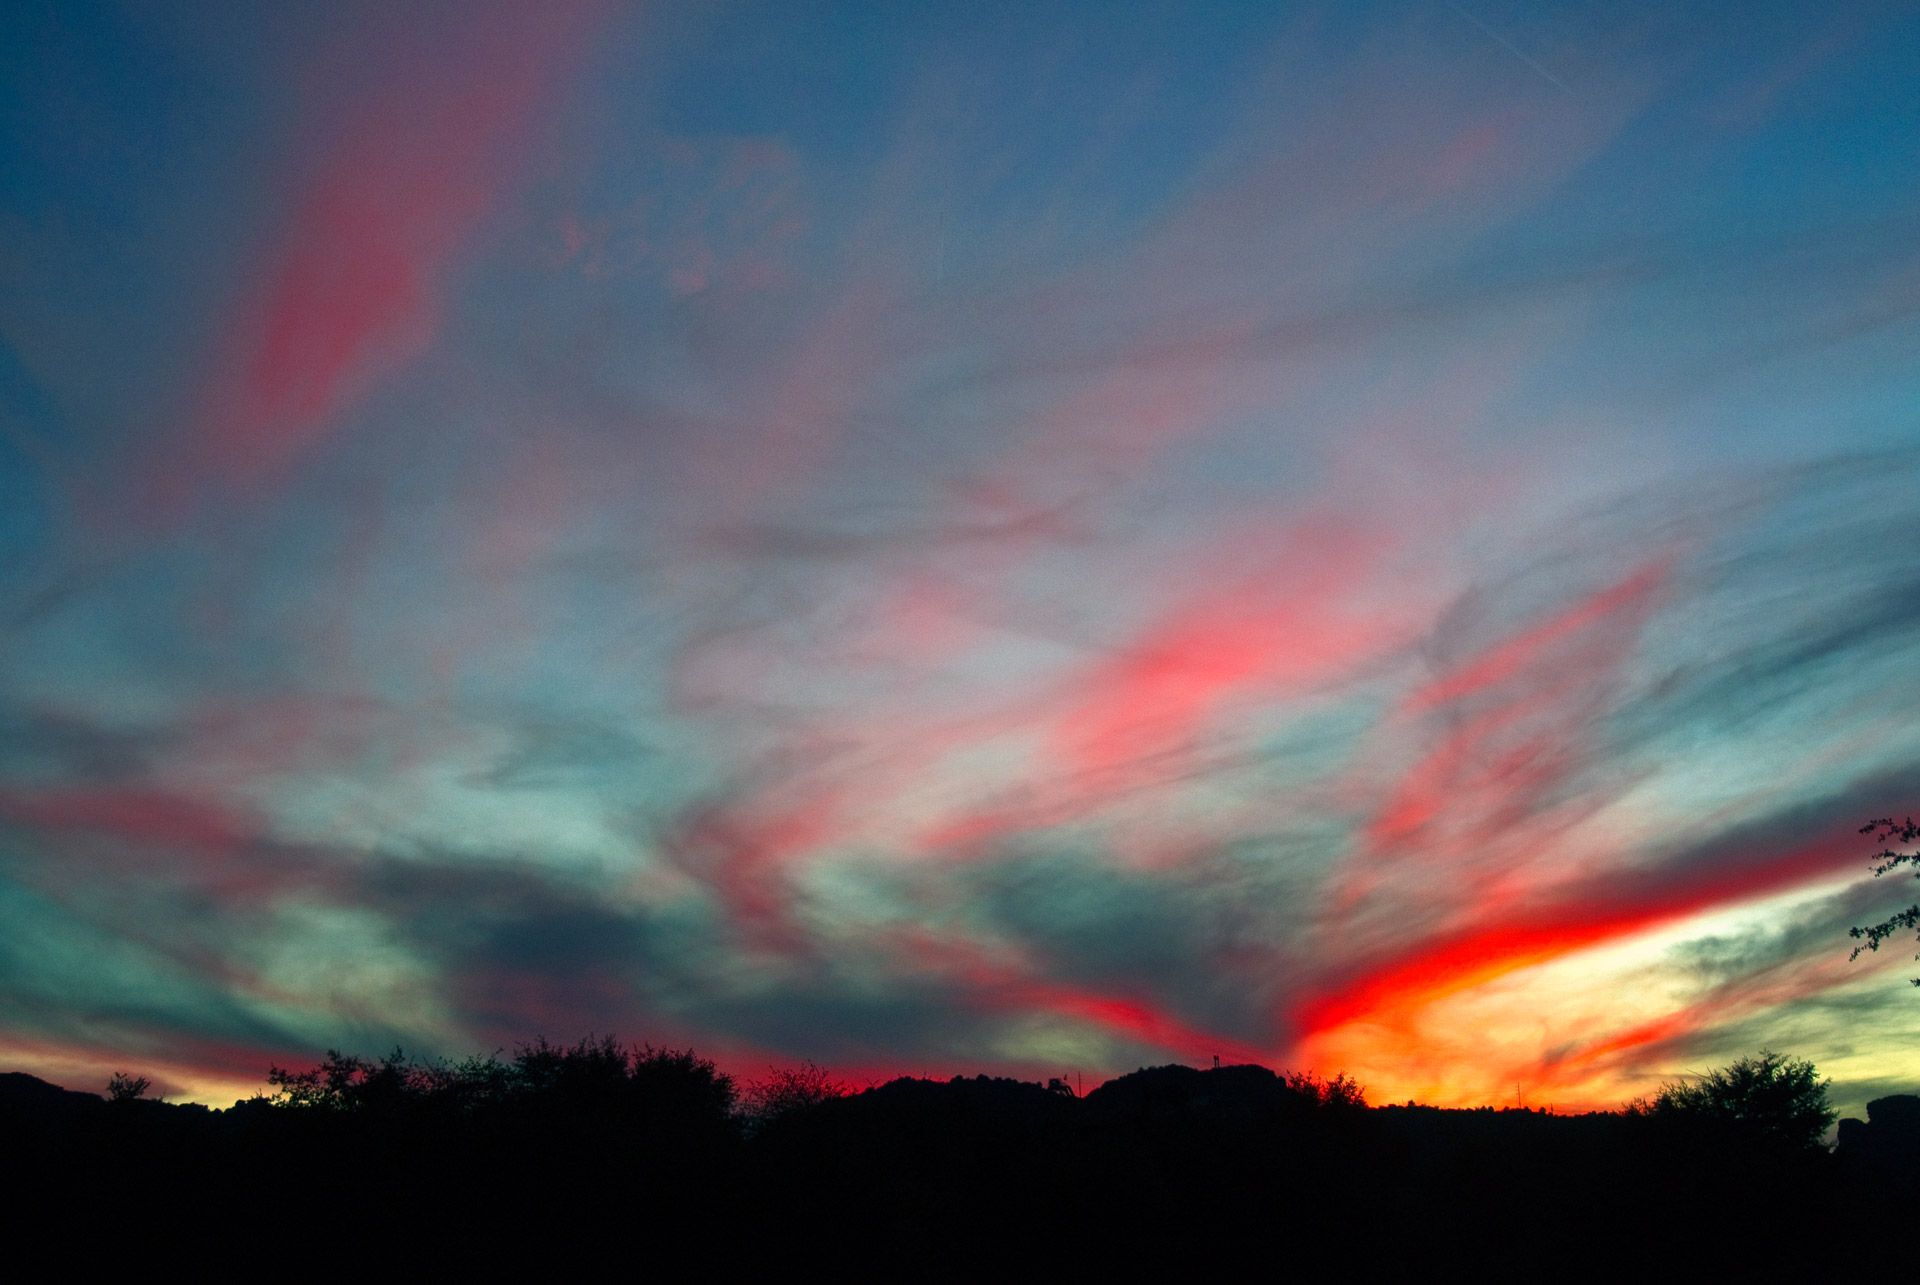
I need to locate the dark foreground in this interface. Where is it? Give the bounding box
[4,1060,1914,1276]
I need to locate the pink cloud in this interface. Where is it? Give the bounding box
[163,2,605,508]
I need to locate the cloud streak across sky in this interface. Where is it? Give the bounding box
[1,0,1918,1111]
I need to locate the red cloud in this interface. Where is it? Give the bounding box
[1287,552,1871,1077]
[1051,517,1396,787]
[1324,557,1673,920]
[880,928,1272,1066]
[1373,559,1670,851]
[0,784,326,903]
[0,786,250,856]
[1294,830,1864,1040]
[169,3,602,506]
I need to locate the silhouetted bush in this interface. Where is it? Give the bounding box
[261,1035,736,1129]
[739,1059,846,1131]
[1628,1049,1836,1152]
[105,1071,151,1103]
[1286,1068,1367,1109]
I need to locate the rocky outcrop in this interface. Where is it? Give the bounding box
[1835,1093,1920,1168]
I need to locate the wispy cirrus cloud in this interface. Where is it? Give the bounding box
[3,1,1920,1111]
[147,1,606,513]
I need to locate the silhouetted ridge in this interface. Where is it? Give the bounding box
[0,1070,104,1113]
[797,1072,1079,1131]
[1081,1062,1341,1124]
[0,1070,107,1147]
[0,1051,1900,1274]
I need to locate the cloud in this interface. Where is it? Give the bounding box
[148,1,605,512]
[6,3,1920,1106]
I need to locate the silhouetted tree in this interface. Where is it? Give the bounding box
[262,1036,738,1138]
[416,1050,516,1114]
[105,1071,151,1103]
[510,1034,632,1115]
[1850,817,1920,985]
[630,1044,738,1124]
[1629,1050,1836,1151]
[1285,1069,1367,1109]
[741,1060,846,1130]
[265,1048,417,1111]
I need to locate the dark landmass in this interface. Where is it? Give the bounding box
[2,1055,1913,1274]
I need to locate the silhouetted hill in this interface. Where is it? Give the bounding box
[744,1064,1841,1274]
[0,1071,103,1150]
[0,1061,1889,1273]
[811,1070,1082,1129]
[1085,1062,1304,1123]
[0,1070,103,1115]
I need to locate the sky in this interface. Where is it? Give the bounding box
[3,0,1919,1116]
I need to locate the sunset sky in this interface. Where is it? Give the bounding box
[3,0,1919,1116]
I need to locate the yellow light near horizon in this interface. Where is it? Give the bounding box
[0,1036,268,1108]
[1296,875,1907,1112]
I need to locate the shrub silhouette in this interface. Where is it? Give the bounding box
[262,1035,737,1132]
[741,1060,847,1130]
[265,1048,411,1111]
[631,1044,741,1123]
[105,1071,151,1102]
[1629,1050,1836,1151]
[1285,1069,1367,1109]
